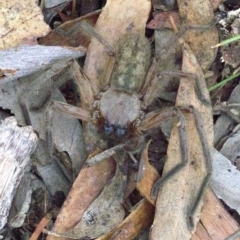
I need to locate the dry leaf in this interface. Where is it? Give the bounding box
[193,223,212,240]
[47,157,116,240]
[44,0,68,9]
[38,10,100,47]
[147,11,181,30]
[136,141,160,206]
[214,84,240,147]
[177,0,218,71]
[97,198,155,240]
[84,0,151,88]
[64,161,125,239]
[30,214,52,240]
[150,43,214,239]
[8,175,32,228]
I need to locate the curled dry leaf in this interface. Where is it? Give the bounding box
[97,199,155,240]
[136,141,160,206]
[47,156,116,240]
[63,161,125,239]
[0,45,86,83]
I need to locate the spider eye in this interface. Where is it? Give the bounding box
[116,127,126,137]
[104,124,114,135]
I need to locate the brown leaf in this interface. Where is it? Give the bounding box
[97,198,155,240]
[147,11,181,30]
[136,141,160,206]
[46,156,116,240]
[192,223,212,240]
[65,161,126,239]
[38,10,101,47]
[177,0,218,71]
[30,214,52,240]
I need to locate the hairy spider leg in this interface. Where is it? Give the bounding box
[156,12,221,60]
[43,60,99,158]
[158,71,211,106]
[140,15,219,108]
[141,65,211,108]
[187,106,212,230]
[139,105,212,230]
[19,60,77,126]
[19,58,99,163]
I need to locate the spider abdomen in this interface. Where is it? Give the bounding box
[110,32,151,94]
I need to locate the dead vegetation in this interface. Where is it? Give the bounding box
[1,0,240,240]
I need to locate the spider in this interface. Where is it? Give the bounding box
[28,21,212,231]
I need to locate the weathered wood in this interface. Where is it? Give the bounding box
[0,117,38,230]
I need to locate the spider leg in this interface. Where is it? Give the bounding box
[45,101,91,158]
[68,60,97,111]
[157,14,220,59]
[158,71,211,106]
[139,105,212,230]
[187,106,212,230]
[19,60,75,125]
[19,59,98,163]
[214,101,240,123]
[141,70,210,109]
[141,15,219,108]
[79,21,116,56]
[150,108,187,198]
[19,60,97,124]
[86,143,125,166]
[56,20,116,56]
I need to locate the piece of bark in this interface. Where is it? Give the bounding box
[0,117,38,230]
[199,189,239,240]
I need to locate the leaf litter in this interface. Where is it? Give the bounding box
[1,0,240,240]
